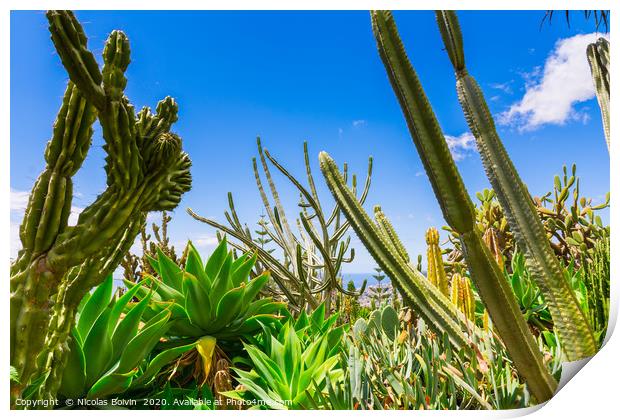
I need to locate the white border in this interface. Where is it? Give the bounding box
[2,1,616,418]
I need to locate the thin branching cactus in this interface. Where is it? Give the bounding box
[586,37,610,151]
[369,10,557,402]
[188,139,368,313]
[10,11,191,404]
[436,10,597,360]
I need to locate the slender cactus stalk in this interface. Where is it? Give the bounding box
[320,154,471,349]
[10,11,191,405]
[586,37,610,151]
[370,10,557,402]
[436,10,597,360]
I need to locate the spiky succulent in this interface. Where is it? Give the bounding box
[126,239,285,340]
[57,277,194,401]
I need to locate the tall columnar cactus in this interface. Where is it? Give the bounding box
[10,11,191,403]
[425,228,450,296]
[435,10,597,360]
[586,37,610,151]
[369,10,557,402]
[319,156,470,349]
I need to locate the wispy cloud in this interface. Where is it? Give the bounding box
[499,32,608,131]
[194,234,219,247]
[489,81,514,95]
[444,132,476,161]
[352,119,367,128]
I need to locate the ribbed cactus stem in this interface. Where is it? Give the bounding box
[436,10,597,360]
[370,10,557,402]
[426,227,450,296]
[10,11,191,405]
[319,153,470,349]
[586,37,610,151]
[482,228,504,269]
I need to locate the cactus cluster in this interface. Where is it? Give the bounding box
[435,10,597,361]
[10,11,191,404]
[366,10,556,402]
[425,228,450,296]
[188,139,369,313]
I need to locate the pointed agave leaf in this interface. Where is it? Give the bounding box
[182,272,212,330]
[132,343,196,388]
[87,369,137,399]
[111,292,152,360]
[310,302,326,332]
[156,248,184,291]
[108,281,143,331]
[83,307,114,387]
[211,285,245,331]
[185,243,210,288]
[242,272,270,306]
[205,238,228,279]
[210,253,233,304]
[231,253,258,288]
[58,331,86,399]
[77,275,113,339]
[283,323,302,387]
[116,311,171,374]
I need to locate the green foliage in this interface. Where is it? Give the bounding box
[226,316,345,409]
[10,10,192,403]
[318,157,471,351]
[127,239,285,340]
[436,10,596,361]
[369,10,556,401]
[188,139,369,312]
[57,276,192,400]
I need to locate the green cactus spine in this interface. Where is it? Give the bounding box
[426,227,450,296]
[370,10,557,402]
[586,37,610,151]
[436,10,597,360]
[10,11,192,405]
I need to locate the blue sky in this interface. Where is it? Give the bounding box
[10,10,610,275]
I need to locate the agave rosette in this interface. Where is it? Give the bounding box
[126,238,285,340]
[58,276,194,400]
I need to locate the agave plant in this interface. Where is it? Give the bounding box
[126,239,285,339]
[226,319,345,409]
[125,238,286,380]
[56,276,193,401]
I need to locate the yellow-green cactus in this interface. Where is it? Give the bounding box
[426,228,450,296]
[450,273,475,322]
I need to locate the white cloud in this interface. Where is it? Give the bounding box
[489,81,513,94]
[194,234,219,247]
[10,189,84,257]
[444,132,476,161]
[500,32,608,131]
[352,119,367,128]
[10,189,29,211]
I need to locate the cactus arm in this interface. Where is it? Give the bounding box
[46,11,105,109]
[370,10,557,402]
[370,11,475,235]
[319,152,469,349]
[11,12,192,405]
[436,10,597,360]
[587,38,610,151]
